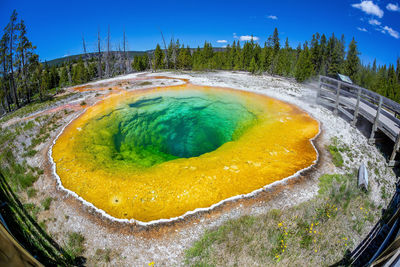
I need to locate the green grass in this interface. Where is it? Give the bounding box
[2,162,38,191]
[184,170,374,266]
[94,248,113,263]
[23,203,41,220]
[328,145,344,167]
[65,232,85,260]
[23,149,38,158]
[0,113,75,265]
[23,121,35,131]
[328,137,346,167]
[0,92,76,124]
[41,197,53,210]
[27,188,37,198]
[24,113,62,156]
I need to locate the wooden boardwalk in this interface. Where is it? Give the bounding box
[317,75,400,166]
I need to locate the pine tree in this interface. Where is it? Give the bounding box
[327,35,344,77]
[295,42,313,82]
[234,41,242,70]
[319,34,327,75]
[344,38,360,81]
[59,66,69,87]
[310,33,321,74]
[388,64,398,101]
[272,28,280,56]
[249,57,258,74]
[224,44,232,69]
[177,45,192,69]
[202,41,213,69]
[16,19,36,103]
[49,66,60,89]
[167,40,174,69]
[253,43,262,71]
[154,44,164,70]
[375,66,388,97]
[192,46,202,70]
[5,10,19,108]
[242,38,255,70]
[372,59,377,73]
[338,34,346,71]
[39,66,48,101]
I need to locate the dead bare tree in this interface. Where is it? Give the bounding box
[105,25,110,78]
[82,34,87,55]
[117,43,123,75]
[126,39,132,73]
[171,36,177,69]
[160,30,168,69]
[148,53,153,72]
[97,28,102,79]
[123,30,128,74]
[82,34,87,66]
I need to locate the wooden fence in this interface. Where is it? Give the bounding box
[318,75,400,166]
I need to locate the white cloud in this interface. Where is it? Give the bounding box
[368,19,381,25]
[239,35,260,41]
[357,27,368,32]
[233,33,238,39]
[217,40,227,43]
[267,15,278,20]
[387,3,400,11]
[382,26,400,39]
[352,1,384,18]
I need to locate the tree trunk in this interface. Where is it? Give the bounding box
[97,29,102,79]
[21,50,30,103]
[123,30,127,74]
[6,90,12,112]
[82,34,87,68]
[105,26,110,78]
[160,30,168,69]
[9,18,19,109]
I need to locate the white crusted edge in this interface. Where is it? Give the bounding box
[48,89,321,227]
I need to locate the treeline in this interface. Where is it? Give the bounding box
[1,10,400,115]
[135,29,400,102]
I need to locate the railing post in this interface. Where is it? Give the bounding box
[334,82,341,116]
[369,96,383,145]
[352,87,361,127]
[389,132,400,167]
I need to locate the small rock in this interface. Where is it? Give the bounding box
[358,163,369,191]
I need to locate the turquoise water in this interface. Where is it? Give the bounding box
[80,89,258,168]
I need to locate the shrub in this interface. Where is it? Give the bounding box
[27,188,37,198]
[328,144,344,167]
[65,232,85,260]
[41,197,53,210]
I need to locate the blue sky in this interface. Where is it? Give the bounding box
[1,0,399,66]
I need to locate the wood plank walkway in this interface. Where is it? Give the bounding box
[317,75,400,166]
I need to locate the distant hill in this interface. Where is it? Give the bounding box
[44,47,228,67]
[44,51,149,67]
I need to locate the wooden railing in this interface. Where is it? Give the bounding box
[318,75,400,166]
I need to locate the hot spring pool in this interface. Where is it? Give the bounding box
[51,84,319,223]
